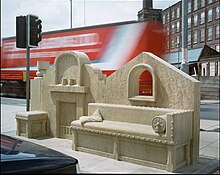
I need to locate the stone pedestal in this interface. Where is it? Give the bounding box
[16,111,48,138]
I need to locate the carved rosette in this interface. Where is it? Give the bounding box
[152,116,166,133]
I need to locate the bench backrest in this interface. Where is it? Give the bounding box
[88,103,180,125]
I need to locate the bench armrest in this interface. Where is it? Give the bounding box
[152,111,193,144]
[166,111,193,144]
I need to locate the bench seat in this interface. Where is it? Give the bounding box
[71,103,193,172]
[71,120,168,142]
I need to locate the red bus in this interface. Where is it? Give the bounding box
[1,20,165,97]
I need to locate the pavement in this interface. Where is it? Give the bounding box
[1,98,219,174]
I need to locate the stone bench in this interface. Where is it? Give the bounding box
[16,111,48,138]
[71,103,193,172]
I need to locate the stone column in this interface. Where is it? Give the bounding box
[215,61,218,76]
[198,63,201,77]
[206,62,210,77]
[36,61,49,77]
[31,61,49,111]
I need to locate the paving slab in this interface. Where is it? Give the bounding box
[200,119,220,131]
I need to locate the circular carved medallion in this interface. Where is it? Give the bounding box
[152,116,166,133]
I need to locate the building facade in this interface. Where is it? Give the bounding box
[162,0,220,53]
[161,0,220,100]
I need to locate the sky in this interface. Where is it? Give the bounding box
[1,0,179,38]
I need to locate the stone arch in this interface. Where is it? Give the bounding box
[128,63,156,101]
[54,51,90,86]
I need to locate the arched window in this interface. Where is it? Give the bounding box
[128,64,156,102]
[139,70,152,96]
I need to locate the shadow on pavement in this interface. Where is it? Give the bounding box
[175,156,220,174]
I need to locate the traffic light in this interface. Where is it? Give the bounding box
[16,16,27,48]
[16,14,42,48]
[29,15,42,47]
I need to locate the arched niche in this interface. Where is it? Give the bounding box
[54,51,90,86]
[128,63,156,102]
[139,70,153,96]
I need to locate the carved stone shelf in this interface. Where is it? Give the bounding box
[49,85,89,94]
[129,95,155,102]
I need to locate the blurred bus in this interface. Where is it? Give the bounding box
[1,20,165,97]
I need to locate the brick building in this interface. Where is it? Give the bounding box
[161,0,219,100]
[162,0,219,53]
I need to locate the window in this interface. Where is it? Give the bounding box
[216,6,220,19]
[171,10,175,20]
[193,31,198,44]
[162,15,166,24]
[208,26,213,40]
[201,0,205,8]
[217,61,220,76]
[194,0,198,11]
[167,25,169,35]
[167,13,170,22]
[210,62,215,76]
[171,38,175,49]
[176,35,180,47]
[188,17,191,28]
[176,21,180,32]
[177,7,180,18]
[208,0,213,4]
[200,28,205,42]
[166,40,169,50]
[216,45,220,52]
[200,11,205,24]
[188,1,191,13]
[216,24,220,39]
[188,33,191,46]
[201,63,207,76]
[171,23,175,34]
[208,8,213,22]
[194,14,198,26]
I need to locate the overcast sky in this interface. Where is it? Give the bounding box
[1,0,179,38]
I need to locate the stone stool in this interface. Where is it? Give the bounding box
[16,111,48,138]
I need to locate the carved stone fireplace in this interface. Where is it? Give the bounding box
[49,51,90,138]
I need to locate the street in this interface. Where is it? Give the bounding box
[1,97,25,134]
[200,103,219,121]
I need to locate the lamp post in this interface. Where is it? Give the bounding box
[176,43,181,69]
[181,0,189,73]
[70,0,72,28]
[84,0,85,26]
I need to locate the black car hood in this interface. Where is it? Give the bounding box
[1,134,78,174]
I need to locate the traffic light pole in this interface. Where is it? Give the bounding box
[16,14,42,111]
[26,46,30,111]
[26,14,30,111]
